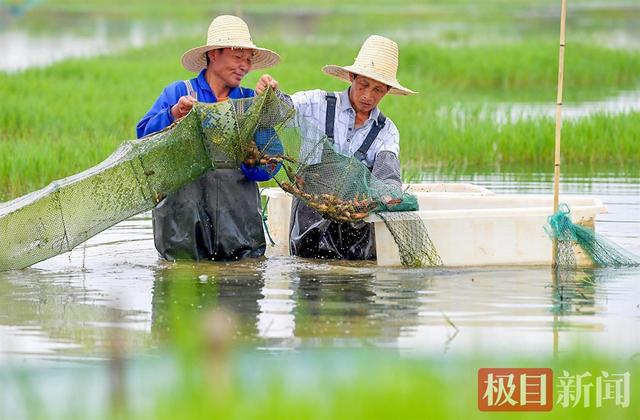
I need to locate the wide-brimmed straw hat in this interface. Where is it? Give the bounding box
[323,35,416,96]
[181,15,280,73]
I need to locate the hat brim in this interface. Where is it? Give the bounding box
[322,64,417,96]
[181,44,280,73]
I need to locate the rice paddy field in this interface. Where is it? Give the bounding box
[1,0,639,199]
[1,0,639,418]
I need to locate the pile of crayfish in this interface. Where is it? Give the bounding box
[279,179,378,223]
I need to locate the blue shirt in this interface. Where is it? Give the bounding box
[136,69,255,138]
[136,69,281,181]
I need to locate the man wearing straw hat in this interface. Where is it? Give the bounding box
[136,15,281,261]
[257,35,416,260]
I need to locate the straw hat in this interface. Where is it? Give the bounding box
[181,15,280,73]
[323,35,416,96]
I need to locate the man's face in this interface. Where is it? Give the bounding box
[348,74,390,115]
[208,48,253,87]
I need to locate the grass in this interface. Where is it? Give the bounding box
[33,0,594,17]
[144,351,640,420]
[22,0,640,53]
[1,34,638,200]
[2,0,640,199]
[399,110,640,172]
[6,345,640,419]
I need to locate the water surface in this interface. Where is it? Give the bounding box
[1,174,638,364]
[0,15,199,72]
[2,1,639,72]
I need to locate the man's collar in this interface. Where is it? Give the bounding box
[196,69,246,99]
[196,69,213,95]
[338,88,380,121]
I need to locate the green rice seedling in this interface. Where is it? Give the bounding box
[1,36,638,200]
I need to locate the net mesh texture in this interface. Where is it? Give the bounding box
[0,92,276,271]
[258,92,441,268]
[0,88,439,270]
[546,203,640,269]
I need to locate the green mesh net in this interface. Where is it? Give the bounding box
[546,203,640,268]
[377,212,442,267]
[257,93,441,268]
[0,91,278,271]
[0,88,439,270]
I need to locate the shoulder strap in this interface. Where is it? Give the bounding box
[354,112,387,162]
[325,92,337,143]
[183,79,197,100]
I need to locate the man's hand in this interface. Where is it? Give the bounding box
[171,94,197,120]
[255,74,279,94]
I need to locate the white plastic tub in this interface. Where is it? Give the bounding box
[262,184,607,267]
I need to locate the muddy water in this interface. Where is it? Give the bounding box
[0,174,638,363]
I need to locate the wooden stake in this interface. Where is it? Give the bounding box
[552,0,567,268]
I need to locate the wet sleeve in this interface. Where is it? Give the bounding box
[275,89,294,109]
[372,151,402,193]
[377,121,400,156]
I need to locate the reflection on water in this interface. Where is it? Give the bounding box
[151,263,265,344]
[480,90,640,124]
[0,16,199,72]
[0,175,638,363]
[1,1,639,73]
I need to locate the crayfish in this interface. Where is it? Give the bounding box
[280,182,377,223]
[243,145,297,167]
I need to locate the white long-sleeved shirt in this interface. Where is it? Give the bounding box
[290,88,400,168]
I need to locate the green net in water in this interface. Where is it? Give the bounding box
[262,96,441,268]
[0,90,283,271]
[546,203,640,268]
[1,88,439,270]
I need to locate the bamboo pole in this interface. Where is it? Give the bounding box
[552,0,568,268]
[235,0,243,17]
